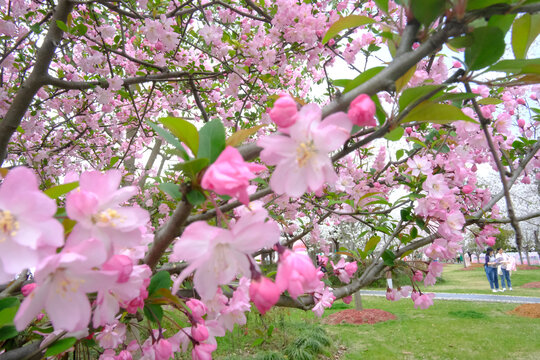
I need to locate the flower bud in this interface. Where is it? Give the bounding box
[269,94,298,128]
[348,94,376,127]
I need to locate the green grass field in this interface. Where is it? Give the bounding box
[209,264,540,360]
[369,263,540,297]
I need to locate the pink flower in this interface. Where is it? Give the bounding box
[312,287,335,317]
[21,283,37,297]
[424,272,437,286]
[192,343,216,360]
[347,94,376,127]
[269,93,298,128]
[191,323,209,342]
[0,167,64,283]
[428,261,444,277]
[342,295,353,304]
[102,255,133,283]
[65,170,149,258]
[258,103,352,197]
[331,258,357,283]
[154,339,173,360]
[249,276,281,314]
[186,299,207,323]
[201,146,266,205]
[14,239,117,332]
[485,236,496,246]
[170,208,280,300]
[407,156,432,176]
[413,271,423,282]
[96,322,126,349]
[462,185,474,194]
[413,293,435,309]
[115,350,133,360]
[422,174,450,199]
[399,286,412,297]
[275,249,321,299]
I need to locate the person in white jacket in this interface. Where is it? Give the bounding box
[496,248,513,291]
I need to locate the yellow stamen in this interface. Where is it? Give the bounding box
[0,210,19,242]
[92,208,125,227]
[296,141,317,167]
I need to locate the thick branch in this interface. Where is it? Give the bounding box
[0,0,74,165]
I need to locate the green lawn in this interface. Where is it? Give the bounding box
[212,296,540,360]
[370,263,540,297]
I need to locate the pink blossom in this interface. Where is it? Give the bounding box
[424,272,437,286]
[249,276,281,314]
[413,293,435,309]
[96,322,126,349]
[115,350,133,360]
[331,258,357,283]
[201,146,266,205]
[485,236,496,246]
[462,185,474,194]
[0,167,64,283]
[312,286,335,317]
[102,255,133,283]
[21,283,37,297]
[187,299,207,322]
[14,239,117,332]
[407,156,432,176]
[428,261,444,277]
[269,93,298,128]
[170,208,280,299]
[422,174,450,199]
[413,271,423,282]
[192,343,216,360]
[342,295,353,304]
[275,249,321,299]
[347,94,376,127]
[154,339,173,360]
[399,286,412,297]
[191,323,209,342]
[65,170,149,258]
[258,103,352,197]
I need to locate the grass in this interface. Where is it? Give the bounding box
[210,296,540,360]
[324,296,540,360]
[369,263,540,297]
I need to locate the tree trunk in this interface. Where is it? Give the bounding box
[526,250,531,266]
[354,290,363,311]
[518,250,524,265]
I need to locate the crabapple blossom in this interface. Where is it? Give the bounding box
[170,207,280,299]
[275,249,321,299]
[0,167,63,282]
[269,93,298,128]
[258,103,352,197]
[249,276,281,314]
[201,146,266,205]
[312,286,336,317]
[413,293,435,309]
[331,258,358,283]
[96,322,126,349]
[347,94,376,127]
[407,156,432,176]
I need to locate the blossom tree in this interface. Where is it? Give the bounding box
[1,0,540,359]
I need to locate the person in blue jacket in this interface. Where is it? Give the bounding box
[484,247,500,292]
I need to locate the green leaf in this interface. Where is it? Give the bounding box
[197,119,226,164]
[395,65,416,93]
[186,189,206,205]
[410,0,445,26]
[477,97,502,105]
[400,101,477,124]
[343,66,385,94]
[488,14,516,35]
[45,337,77,357]
[382,249,396,266]
[159,116,199,156]
[466,0,511,10]
[373,0,389,13]
[148,121,189,159]
[396,149,405,160]
[55,20,68,32]
[512,14,540,59]
[384,127,404,141]
[144,304,163,323]
[158,183,183,200]
[322,15,376,44]
[447,34,473,49]
[399,85,442,111]
[465,26,505,70]
[488,58,540,73]
[226,124,265,147]
[407,137,428,148]
[44,181,79,199]
[0,297,19,312]
[0,306,18,327]
[332,79,351,88]
[365,236,381,253]
[0,326,18,341]
[410,226,418,239]
[148,271,172,296]
[252,338,265,346]
[172,158,209,179]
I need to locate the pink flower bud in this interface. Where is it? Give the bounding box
[21,283,37,297]
[249,276,281,315]
[348,94,376,127]
[405,127,413,135]
[191,323,209,342]
[413,271,423,282]
[102,255,133,283]
[530,93,537,100]
[186,299,207,322]
[115,350,133,360]
[192,343,216,360]
[517,98,526,105]
[328,39,335,46]
[517,118,526,128]
[485,237,496,246]
[342,295,352,304]
[522,175,531,184]
[269,94,298,128]
[154,339,173,360]
[462,185,474,194]
[452,61,462,68]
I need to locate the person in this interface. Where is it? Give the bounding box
[496,248,512,291]
[484,248,500,293]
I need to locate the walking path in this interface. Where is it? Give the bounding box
[361,290,540,304]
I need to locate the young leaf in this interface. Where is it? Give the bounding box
[172,158,209,179]
[148,121,189,159]
[159,116,199,156]
[0,326,18,341]
[45,337,77,357]
[382,249,396,266]
[512,13,540,59]
[410,0,445,26]
[322,15,376,44]
[465,26,505,70]
[158,183,183,200]
[226,124,265,147]
[198,119,226,164]
[44,181,79,199]
[148,271,173,296]
[400,101,477,124]
[384,127,404,141]
[344,67,385,94]
[186,189,206,205]
[395,65,416,93]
